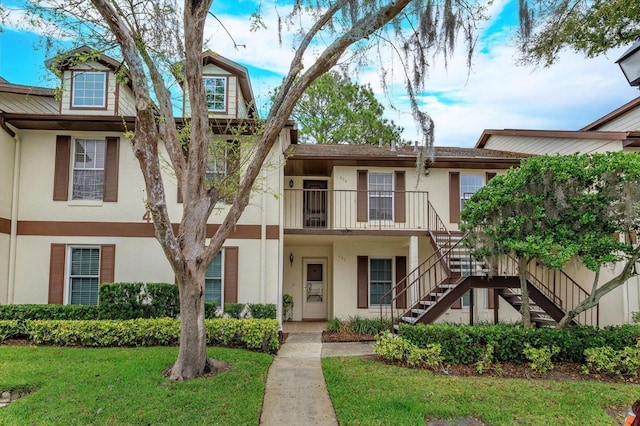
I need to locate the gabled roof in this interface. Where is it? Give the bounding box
[201,52,257,119]
[45,45,127,74]
[474,129,636,148]
[0,78,55,97]
[284,143,528,176]
[580,96,640,131]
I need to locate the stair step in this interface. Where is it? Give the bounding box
[420,300,435,306]
[401,316,418,324]
[411,308,426,315]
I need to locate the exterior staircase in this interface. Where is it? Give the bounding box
[380,223,599,331]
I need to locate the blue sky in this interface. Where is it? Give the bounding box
[1,0,638,147]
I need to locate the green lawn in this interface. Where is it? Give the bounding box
[0,345,272,425]
[323,356,639,426]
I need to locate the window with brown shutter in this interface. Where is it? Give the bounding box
[394,171,406,223]
[224,246,239,303]
[100,244,116,283]
[53,136,71,201]
[449,172,460,223]
[395,256,407,309]
[356,171,367,222]
[357,256,368,308]
[48,244,66,304]
[103,138,119,202]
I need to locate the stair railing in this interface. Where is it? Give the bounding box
[525,261,598,326]
[379,237,468,327]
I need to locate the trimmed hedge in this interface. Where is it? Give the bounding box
[98,282,178,319]
[0,304,99,321]
[0,318,279,353]
[398,323,640,364]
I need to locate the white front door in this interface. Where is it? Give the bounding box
[302,259,328,320]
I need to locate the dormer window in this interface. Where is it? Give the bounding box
[203,76,227,112]
[72,71,107,108]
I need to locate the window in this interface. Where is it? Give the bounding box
[460,174,483,211]
[370,258,392,305]
[206,141,228,187]
[72,71,106,107]
[69,247,100,305]
[73,139,106,200]
[369,173,393,221]
[205,252,223,307]
[203,77,227,112]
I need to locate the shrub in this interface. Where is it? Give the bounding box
[583,343,640,377]
[0,320,25,341]
[475,343,495,374]
[20,318,278,353]
[397,323,640,365]
[204,302,219,319]
[0,304,99,321]
[523,344,559,373]
[633,312,640,323]
[374,333,442,368]
[224,303,245,319]
[248,304,277,319]
[326,317,343,333]
[98,282,178,320]
[282,294,294,321]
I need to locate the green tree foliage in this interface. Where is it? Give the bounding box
[518,0,640,66]
[461,152,640,327]
[280,72,405,145]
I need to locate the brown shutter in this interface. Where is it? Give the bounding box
[103,137,119,202]
[395,256,407,309]
[486,172,496,182]
[488,289,495,309]
[100,244,116,283]
[224,246,238,303]
[53,135,71,201]
[394,171,406,223]
[357,256,368,308]
[225,139,241,204]
[451,298,462,309]
[49,244,66,304]
[449,172,460,223]
[356,170,368,222]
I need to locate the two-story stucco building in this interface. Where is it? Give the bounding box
[1,46,639,329]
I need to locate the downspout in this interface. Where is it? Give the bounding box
[260,166,267,303]
[276,137,285,333]
[2,117,20,305]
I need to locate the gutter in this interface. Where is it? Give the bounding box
[2,116,20,304]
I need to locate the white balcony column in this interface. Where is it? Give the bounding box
[409,235,419,305]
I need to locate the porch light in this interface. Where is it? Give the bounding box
[289,179,294,188]
[616,39,640,87]
[289,252,294,266]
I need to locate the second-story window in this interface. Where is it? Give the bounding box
[460,174,483,211]
[369,172,393,221]
[73,139,105,200]
[72,71,106,108]
[203,77,227,112]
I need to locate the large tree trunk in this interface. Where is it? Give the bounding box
[557,253,640,328]
[518,257,532,328]
[169,265,208,380]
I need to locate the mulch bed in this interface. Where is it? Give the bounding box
[322,331,376,343]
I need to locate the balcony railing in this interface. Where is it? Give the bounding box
[284,188,432,231]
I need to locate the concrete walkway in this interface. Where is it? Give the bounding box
[260,325,340,425]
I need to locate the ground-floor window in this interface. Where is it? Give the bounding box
[370,258,392,305]
[205,251,223,307]
[69,247,100,305]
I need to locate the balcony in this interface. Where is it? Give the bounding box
[283,188,435,232]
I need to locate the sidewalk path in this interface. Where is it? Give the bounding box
[260,332,339,425]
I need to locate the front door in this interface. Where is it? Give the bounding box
[302,259,328,320]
